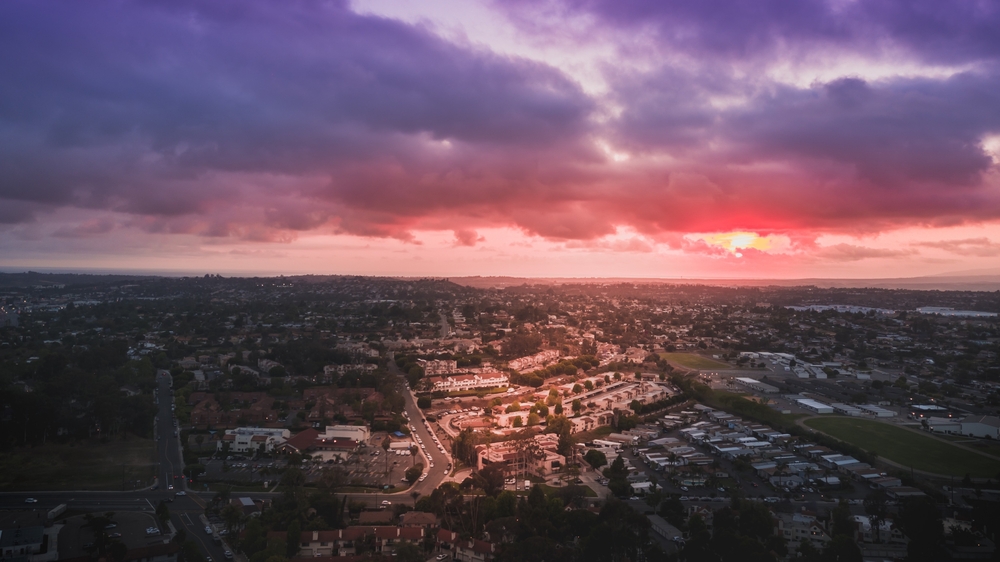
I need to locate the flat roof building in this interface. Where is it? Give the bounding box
[734,377,779,394]
[796,399,833,414]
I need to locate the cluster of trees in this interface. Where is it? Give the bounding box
[0,344,158,447]
[511,356,600,387]
[414,482,666,562]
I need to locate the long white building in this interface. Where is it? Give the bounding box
[429,372,509,392]
[322,424,371,443]
[218,427,290,453]
[508,350,560,371]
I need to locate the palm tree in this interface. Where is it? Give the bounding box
[776,460,789,490]
[411,491,420,508]
[220,503,244,535]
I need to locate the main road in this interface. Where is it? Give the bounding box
[0,372,410,562]
[386,353,454,499]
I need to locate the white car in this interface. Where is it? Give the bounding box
[381,500,391,506]
[24,498,38,504]
[205,526,214,534]
[419,475,427,482]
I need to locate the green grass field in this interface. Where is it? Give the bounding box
[538,483,599,497]
[660,353,730,370]
[0,437,156,491]
[804,417,1000,478]
[572,425,613,443]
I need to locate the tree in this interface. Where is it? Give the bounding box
[478,463,507,497]
[393,542,424,562]
[580,499,650,562]
[584,449,607,470]
[527,412,540,426]
[405,464,423,483]
[451,428,478,466]
[417,396,431,409]
[644,484,663,508]
[658,497,685,528]
[182,541,206,562]
[281,467,306,489]
[572,399,582,415]
[512,416,523,428]
[831,499,854,538]
[285,521,301,558]
[221,503,245,535]
[863,489,888,544]
[795,539,823,562]
[823,535,862,562]
[897,497,943,562]
[156,501,170,525]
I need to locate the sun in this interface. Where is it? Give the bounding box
[701,231,772,257]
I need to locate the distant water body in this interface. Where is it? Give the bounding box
[916,307,998,317]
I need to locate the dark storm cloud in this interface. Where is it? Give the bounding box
[3,0,1000,245]
[0,0,594,233]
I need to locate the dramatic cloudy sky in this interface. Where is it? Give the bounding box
[3,0,1000,278]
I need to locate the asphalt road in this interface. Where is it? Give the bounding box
[156,371,186,492]
[387,355,453,498]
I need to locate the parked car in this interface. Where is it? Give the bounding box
[24,498,38,504]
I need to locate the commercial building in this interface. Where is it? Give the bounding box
[0,526,44,558]
[924,416,962,434]
[322,425,371,443]
[476,433,565,477]
[734,377,779,394]
[961,415,1000,439]
[277,426,365,462]
[858,404,896,418]
[831,403,863,416]
[271,527,424,557]
[796,399,833,414]
[218,427,290,454]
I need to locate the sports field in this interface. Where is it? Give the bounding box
[804,417,1000,478]
[0,437,156,491]
[660,352,730,370]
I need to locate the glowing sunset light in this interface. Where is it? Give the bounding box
[698,232,774,257]
[1,0,1000,279]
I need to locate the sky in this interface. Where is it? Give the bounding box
[3,0,1000,279]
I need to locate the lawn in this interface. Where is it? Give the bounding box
[572,425,613,443]
[804,417,1000,478]
[538,483,599,498]
[660,353,730,370]
[0,437,156,491]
